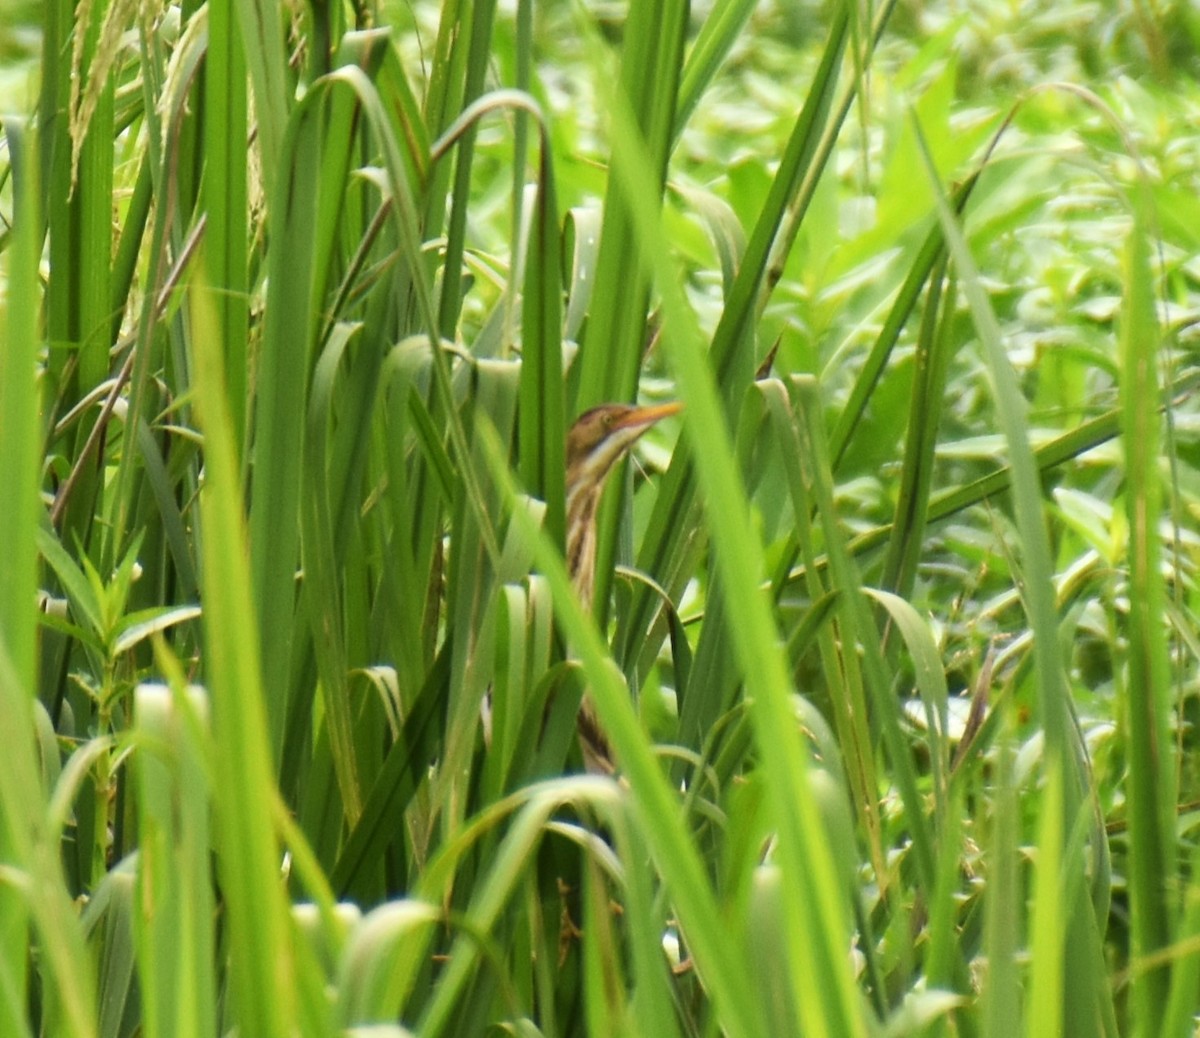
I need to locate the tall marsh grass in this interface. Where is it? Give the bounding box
[2,1,1199,1034]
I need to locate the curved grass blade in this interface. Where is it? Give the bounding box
[330,645,450,899]
[303,322,367,826]
[433,89,567,548]
[478,421,770,1038]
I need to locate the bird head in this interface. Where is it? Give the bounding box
[565,401,682,502]
[563,400,682,612]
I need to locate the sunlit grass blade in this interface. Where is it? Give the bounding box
[133,683,216,1038]
[0,117,41,725]
[603,75,870,1034]
[671,385,768,759]
[336,900,441,1023]
[0,646,97,1036]
[188,280,299,1038]
[0,115,41,1035]
[1025,762,1065,1037]
[1162,851,1200,1035]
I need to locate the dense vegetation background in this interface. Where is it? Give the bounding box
[3,0,1200,1034]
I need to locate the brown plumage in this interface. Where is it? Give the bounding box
[564,401,681,771]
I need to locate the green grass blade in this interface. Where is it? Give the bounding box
[303,323,366,825]
[819,376,1197,577]
[914,110,1112,1030]
[620,6,851,660]
[613,812,682,1038]
[133,683,216,1038]
[518,103,566,548]
[436,0,496,339]
[1119,203,1175,1026]
[248,88,323,765]
[674,0,758,141]
[189,280,299,1038]
[575,0,688,410]
[203,0,249,456]
[0,118,42,726]
[791,377,936,894]
[480,424,769,1038]
[981,721,1021,1036]
[331,646,450,899]
[761,380,887,884]
[576,0,689,619]
[0,657,97,1036]
[0,115,41,1034]
[828,155,988,469]
[602,80,870,1034]
[878,260,953,597]
[916,115,1069,766]
[232,0,289,197]
[1025,762,1065,1038]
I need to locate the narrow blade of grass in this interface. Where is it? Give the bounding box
[914,109,1113,1030]
[0,115,41,1036]
[1119,201,1175,1026]
[603,74,871,1036]
[133,683,216,1038]
[189,279,299,1038]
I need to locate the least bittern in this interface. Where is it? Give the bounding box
[564,400,682,771]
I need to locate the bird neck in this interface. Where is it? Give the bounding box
[565,482,602,612]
